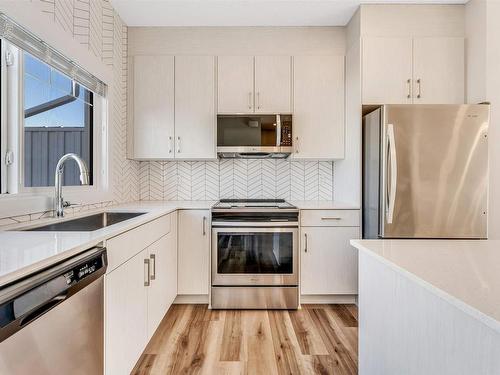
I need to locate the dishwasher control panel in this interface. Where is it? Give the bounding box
[64,255,105,285]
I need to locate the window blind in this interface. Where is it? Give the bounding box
[0,13,107,97]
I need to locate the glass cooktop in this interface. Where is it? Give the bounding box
[213,199,297,209]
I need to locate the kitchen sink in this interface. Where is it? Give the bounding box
[25,212,147,232]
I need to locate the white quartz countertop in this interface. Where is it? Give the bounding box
[0,201,215,287]
[290,200,360,210]
[351,239,500,333]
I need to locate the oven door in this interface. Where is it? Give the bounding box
[211,227,298,286]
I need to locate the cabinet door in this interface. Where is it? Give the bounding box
[362,37,413,104]
[413,37,464,104]
[105,250,148,375]
[132,55,175,159]
[255,56,292,113]
[300,226,359,295]
[146,232,176,339]
[217,56,254,113]
[175,56,216,159]
[178,210,210,295]
[293,55,345,159]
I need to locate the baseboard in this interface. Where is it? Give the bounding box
[300,294,357,304]
[174,294,209,304]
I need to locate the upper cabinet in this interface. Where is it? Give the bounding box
[217,56,254,113]
[362,37,413,105]
[412,37,464,104]
[217,55,292,114]
[362,36,464,104]
[129,55,216,160]
[254,56,292,113]
[132,55,175,159]
[175,56,216,159]
[293,55,345,160]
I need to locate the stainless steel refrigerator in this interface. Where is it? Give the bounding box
[362,104,489,239]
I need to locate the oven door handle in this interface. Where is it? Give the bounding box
[212,221,298,228]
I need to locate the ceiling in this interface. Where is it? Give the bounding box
[110,0,467,27]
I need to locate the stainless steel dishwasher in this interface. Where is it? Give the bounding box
[0,247,107,374]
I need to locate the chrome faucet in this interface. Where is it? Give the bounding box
[54,153,90,217]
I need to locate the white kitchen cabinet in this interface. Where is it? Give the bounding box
[362,36,464,104]
[178,210,210,295]
[293,55,345,160]
[254,56,292,113]
[300,222,359,295]
[105,249,148,375]
[362,37,413,105]
[146,232,176,339]
[105,214,176,375]
[132,55,175,159]
[413,37,464,104]
[175,56,216,159]
[217,56,254,113]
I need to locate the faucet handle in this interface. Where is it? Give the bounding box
[62,201,79,208]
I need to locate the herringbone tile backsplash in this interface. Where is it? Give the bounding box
[139,160,334,201]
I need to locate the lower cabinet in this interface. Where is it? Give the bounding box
[105,249,148,375]
[178,210,210,295]
[104,214,177,375]
[300,223,360,295]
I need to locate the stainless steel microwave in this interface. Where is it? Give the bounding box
[217,114,292,159]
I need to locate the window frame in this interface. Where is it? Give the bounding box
[0,39,111,212]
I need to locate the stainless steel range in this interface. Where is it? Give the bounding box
[211,199,299,309]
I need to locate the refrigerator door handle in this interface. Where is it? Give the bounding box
[386,124,397,224]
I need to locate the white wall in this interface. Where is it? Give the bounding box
[0,0,139,225]
[465,0,500,238]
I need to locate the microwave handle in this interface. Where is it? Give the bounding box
[276,114,281,147]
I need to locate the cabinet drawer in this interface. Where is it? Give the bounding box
[106,214,171,272]
[300,210,360,227]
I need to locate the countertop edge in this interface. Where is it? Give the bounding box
[0,201,215,287]
[350,239,500,334]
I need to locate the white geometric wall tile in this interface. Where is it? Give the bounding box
[54,0,73,34]
[276,159,291,199]
[191,162,206,200]
[177,162,192,200]
[262,159,276,198]
[205,161,220,200]
[219,159,234,199]
[319,161,334,200]
[247,160,262,199]
[149,162,164,200]
[233,160,248,199]
[163,162,177,200]
[139,163,150,201]
[290,161,306,200]
[304,161,319,201]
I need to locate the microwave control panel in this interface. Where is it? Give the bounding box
[281,121,292,146]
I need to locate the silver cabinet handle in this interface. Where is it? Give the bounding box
[248,92,252,110]
[386,124,398,224]
[304,233,308,253]
[295,137,299,154]
[144,258,150,286]
[256,92,261,109]
[416,78,421,99]
[406,78,411,99]
[177,136,181,153]
[168,136,173,154]
[150,253,156,280]
[321,217,342,221]
[202,216,206,236]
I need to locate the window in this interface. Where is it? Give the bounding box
[23,52,93,187]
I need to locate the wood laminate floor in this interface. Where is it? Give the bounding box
[132,304,358,375]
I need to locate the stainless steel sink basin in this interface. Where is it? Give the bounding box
[25,212,147,232]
